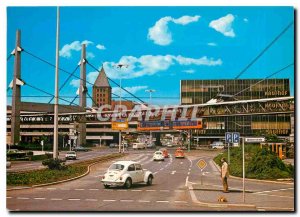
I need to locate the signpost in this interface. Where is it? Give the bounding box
[225,132,240,165]
[112,119,128,153]
[197,159,207,185]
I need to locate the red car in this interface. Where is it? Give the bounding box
[175,149,185,158]
[159,148,169,158]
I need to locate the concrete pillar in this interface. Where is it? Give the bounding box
[11,30,22,145]
[78,44,86,146]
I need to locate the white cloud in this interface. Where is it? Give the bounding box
[243,18,249,23]
[112,86,148,96]
[148,15,200,46]
[86,52,95,59]
[96,44,106,50]
[59,40,94,58]
[69,71,99,88]
[182,69,195,74]
[102,54,222,79]
[209,14,235,37]
[207,42,217,46]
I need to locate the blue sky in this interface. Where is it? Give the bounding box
[6,6,294,106]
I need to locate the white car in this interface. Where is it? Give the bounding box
[211,141,225,149]
[132,143,146,150]
[101,161,154,189]
[65,151,77,160]
[153,151,164,161]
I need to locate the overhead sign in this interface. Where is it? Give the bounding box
[112,119,128,130]
[245,137,265,143]
[225,132,240,143]
[197,159,207,170]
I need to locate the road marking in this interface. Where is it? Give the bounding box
[6,197,12,199]
[171,171,176,175]
[153,172,158,175]
[117,189,127,191]
[138,200,150,203]
[131,190,142,192]
[34,197,45,200]
[160,190,170,192]
[255,188,293,194]
[174,201,188,203]
[185,176,189,187]
[156,200,169,203]
[94,174,103,177]
[257,209,266,211]
[68,198,81,201]
[85,199,98,202]
[160,168,163,170]
[180,162,183,164]
[257,206,294,211]
[174,190,185,193]
[17,197,29,200]
[120,200,133,202]
[252,193,294,199]
[51,198,63,201]
[75,189,84,191]
[103,199,116,202]
[187,172,190,175]
[89,189,99,191]
[146,190,156,192]
[188,168,191,171]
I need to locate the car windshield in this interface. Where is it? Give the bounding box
[155,152,162,155]
[67,152,75,154]
[176,151,183,154]
[109,164,125,171]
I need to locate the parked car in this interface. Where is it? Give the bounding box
[153,151,164,161]
[101,161,154,189]
[175,149,185,158]
[109,143,118,148]
[132,143,146,150]
[159,148,169,158]
[147,143,156,149]
[210,141,225,149]
[65,151,77,160]
[73,146,91,152]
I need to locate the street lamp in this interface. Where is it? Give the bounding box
[145,89,156,146]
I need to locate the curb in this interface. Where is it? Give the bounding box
[212,160,294,185]
[188,184,257,209]
[7,154,125,191]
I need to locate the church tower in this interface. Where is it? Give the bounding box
[92,67,111,107]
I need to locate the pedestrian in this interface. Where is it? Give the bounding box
[221,157,229,193]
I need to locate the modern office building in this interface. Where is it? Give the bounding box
[180,79,293,145]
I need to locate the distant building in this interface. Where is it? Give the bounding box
[92,67,112,107]
[111,100,136,110]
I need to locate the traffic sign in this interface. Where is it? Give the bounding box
[245,137,265,143]
[197,159,207,170]
[112,119,128,130]
[225,132,233,143]
[233,132,240,143]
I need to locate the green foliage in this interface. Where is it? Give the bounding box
[7,165,86,186]
[7,152,27,159]
[214,145,294,180]
[42,158,66,170]
[29,154,52,161]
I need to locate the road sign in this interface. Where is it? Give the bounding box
[112,119,128,130]
[225,132,233,143]
[233,132,240,143]
[197,159,207,170]
[245,137,265,143]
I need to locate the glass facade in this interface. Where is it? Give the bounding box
[180,79,291,137]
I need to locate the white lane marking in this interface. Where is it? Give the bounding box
[94,174,103,177]
[160,168,163,170]
[120,200,133,202]
[138,200,150,203]
[174,201,188,203]
[253,188,294,194]
[156,200,169,203]
[257,209,266,211]
[160,190,170,192]
[51,198,63,201]
[171,171,176,175]
[252,193,294,199]
[34,197,45,200]
[131,190,142,192]
[256,206,294,211]
[6,197,12,199]
[153,172,158,175]
[187,172,190,175]
[185,176,189,187]
[68,198,81,201]
[188,168,191,171]
[146,190,156,192]
[75,189,84,191]
[86,199,98,202]
[17,197,29,200]
[103,199,116,202]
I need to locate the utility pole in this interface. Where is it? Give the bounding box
[53,7,60,159]
[78,44,87,146]
[11,30,22,146]
[145,89,156,146]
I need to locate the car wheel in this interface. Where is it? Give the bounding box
[147,175,153,186]
[124,178,132,189]
[104,184,110,189]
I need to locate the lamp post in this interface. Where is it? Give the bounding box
[145,89,156,146]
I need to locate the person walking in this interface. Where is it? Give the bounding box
[221,157,229,193]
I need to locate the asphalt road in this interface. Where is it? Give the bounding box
[6,149,294,211]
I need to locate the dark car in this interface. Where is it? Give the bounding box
[73,146,91,152]
[109,143,118,148]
